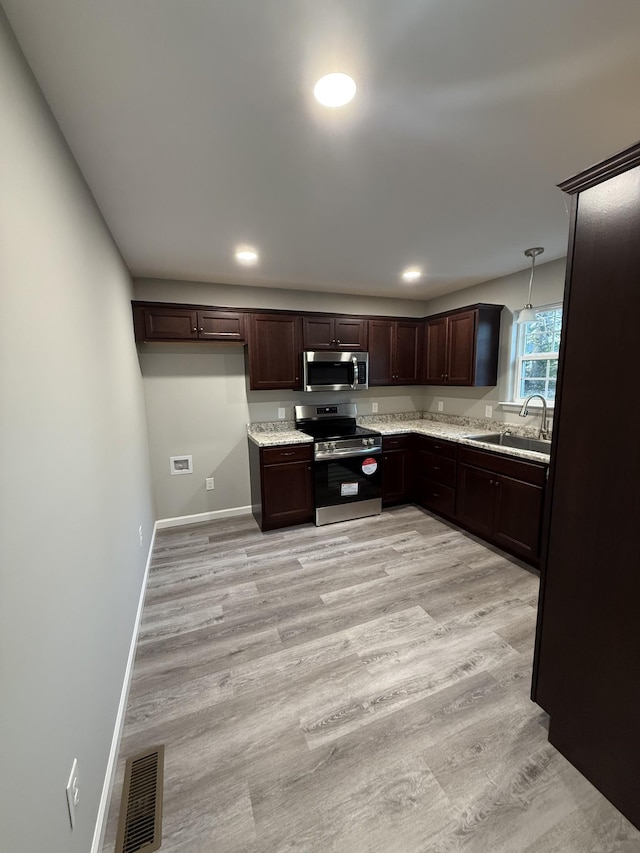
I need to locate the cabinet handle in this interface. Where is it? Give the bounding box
[199,327,204,332]
[432,492,440,498]
[495,481,500,487]
[489,480,494,485]
[192,327,197,333]
[281,451,295,457]
[432,465,440,471]
[336,339,341,345]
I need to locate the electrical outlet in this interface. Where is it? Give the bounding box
[485,405,493,418]
[66,759,79,829]
[437,400,444,412]
[138,525,143,547]
[206,477,215,490]
[371,402,378,413]
[277,407,286,419]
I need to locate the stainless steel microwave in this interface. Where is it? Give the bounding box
[302,351,369,392]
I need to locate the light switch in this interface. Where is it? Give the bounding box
[278,408,286,419]
[437,401,444,412]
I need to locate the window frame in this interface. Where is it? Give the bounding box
[512,303,563,405]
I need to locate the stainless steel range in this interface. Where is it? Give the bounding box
[295,403,382,526]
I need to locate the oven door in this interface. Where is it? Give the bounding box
[314,450,382,509]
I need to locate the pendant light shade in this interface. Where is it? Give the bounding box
[516,247,544,324]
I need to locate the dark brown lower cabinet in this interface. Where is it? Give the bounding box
[414,436,457,518]
[249,441,313,531]
[456,447,546,563]
[382,435,412,505]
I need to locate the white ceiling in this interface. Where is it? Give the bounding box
[4,0,640,299]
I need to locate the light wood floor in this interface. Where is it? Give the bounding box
[103,506,640,852]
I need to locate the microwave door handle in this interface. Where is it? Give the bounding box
[351,356,358,390]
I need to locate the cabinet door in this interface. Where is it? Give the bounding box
[249,314,301,390]
[197,310,245,341]
[302,316,334,350]
[493,475,544,561]
[142,306,198,340]
[446,310,476,385]
[424,318,447,384]
[262,460,314,529]
[368,320,395,385]
[333,317,368,350]
[382,448,408,505]
[456,463,496,538]
[395,321,421,384]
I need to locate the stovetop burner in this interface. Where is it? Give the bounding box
[294,403,380,442]
[294,403,381,460]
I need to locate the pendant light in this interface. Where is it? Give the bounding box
[516,246,544,323]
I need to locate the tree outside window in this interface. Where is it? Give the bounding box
[515,305,562,402]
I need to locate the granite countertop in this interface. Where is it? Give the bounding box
[247,413,551,464]
[247,423,313,447]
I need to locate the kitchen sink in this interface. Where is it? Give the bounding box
[465,432,552,455]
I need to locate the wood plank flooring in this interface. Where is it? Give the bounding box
[102,506,640,852]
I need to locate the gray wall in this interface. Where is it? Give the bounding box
[134,277,432,317]
[134,278,427,519]
[422,257,566,425]
[0,12,154,853]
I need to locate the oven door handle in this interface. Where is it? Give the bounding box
[351,356,358,390]
[315,446,382,461]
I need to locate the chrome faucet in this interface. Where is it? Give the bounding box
[519,394,551,440]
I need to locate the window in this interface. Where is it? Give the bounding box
[514,305,562,402]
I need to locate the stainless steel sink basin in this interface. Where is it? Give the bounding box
[465,432,552,455]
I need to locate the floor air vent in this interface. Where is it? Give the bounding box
[115,745,164,853]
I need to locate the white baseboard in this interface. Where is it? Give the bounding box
[155,504,252,529]
[90,521,157,853]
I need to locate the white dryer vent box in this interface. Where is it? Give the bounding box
[170,455,193,475]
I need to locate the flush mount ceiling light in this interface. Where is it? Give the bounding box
[235,246,259,266]
[313,73,357,108]
[401,267,422,283]
[516,247,544,323]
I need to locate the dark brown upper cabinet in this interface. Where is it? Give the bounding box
[133,302,246,342]
[302,315,368,351]
[248,313,302,391]
[423,304,503,386]
[368,319,421,385]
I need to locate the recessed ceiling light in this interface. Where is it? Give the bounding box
[401,267,422,282]
[235,247,259,266]
[313,73,357,108]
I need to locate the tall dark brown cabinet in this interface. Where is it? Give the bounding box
[532,142,640,829]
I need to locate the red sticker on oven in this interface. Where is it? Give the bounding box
[361,457,378,475]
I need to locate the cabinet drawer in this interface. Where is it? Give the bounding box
[418,452,456,487]
[418,436,457,459]
[261,444,312,465]
[382,435,411,451]
[418,477,456,517]
[459,447,547,486]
